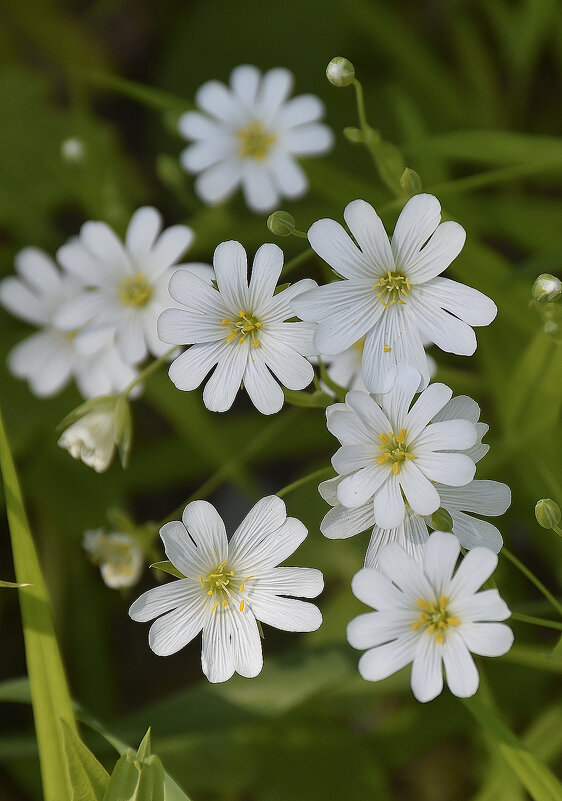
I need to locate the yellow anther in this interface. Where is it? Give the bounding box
[436,631,444,644]
[378,428,413,474]
[379,433,390,445]
[225,331,238,344]
[448,617,460,627]
[237,121,277,160]
[240,600,245,611]
[119,272,153,307]
[417,599,432,610]
[199,576,204,587]
[371,270,411,308]
[222,600,229,607]
[383,344,391,353]
[412,596,460,642]
[221,318,232,325]
[240,583,245,592]
[207,589,213,596]
[211,602,218,612]
[218,560,227,570]
[392,463,399,475]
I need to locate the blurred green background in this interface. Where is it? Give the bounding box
[0,0,561,799]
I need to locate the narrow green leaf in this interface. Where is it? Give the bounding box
[60,720,109,801]
[463,696,562,801]
[135,729,152,762]
[0,578,31,588]
[102,752,138,801]
[150,561,186,580]
[135,756,166,801]
[0,400,77,801]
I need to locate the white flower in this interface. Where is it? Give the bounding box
[57,396,131,473]
[129,496,323,683]
[53,207,211,365]
[178,65,333,213]
[83,529,144,589]
[347,531,513,702]
[319,392,511,565]
[0,247,138,398]
[158,241,317,414]
[292,194,497,393]
[324,368,479,530]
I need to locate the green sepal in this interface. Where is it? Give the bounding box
[114,396,132,469]
[56,396,117,433]
[317,357,347,402]
[135,756,166,801]
[60,719,109,801]
[150,561,186,579]
[283,388,332,408]
[101,751,138,801]
[273,282,291,295]
[135,729,151,763]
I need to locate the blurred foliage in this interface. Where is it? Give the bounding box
[0,0,561,799]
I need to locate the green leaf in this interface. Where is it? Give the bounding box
[150,561,186,580]
[60,720,109,801]
[462,696,562,801]
[0,400,77,801]
[0,578,31,588]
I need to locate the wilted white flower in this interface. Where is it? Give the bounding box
[83,529,144,589]
[178,65,333,212]
[129,496,323,683]
[57,396,131,473]
[53,207,211,365]
[293,194,497,393]
[158,241,317,414]
[320,392,510,565]
[347,531,513,702]
[0,247,137,398]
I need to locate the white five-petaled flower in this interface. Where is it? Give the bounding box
[178,65,334,213]
[292,194,497,393]
[324,368,479,530]
[319,392,511,566]
[129,496,323,683]
[347,531,513,702]
[158,241,317,414]
[83,529,144,589]
[0,247,137,398]
[53,207,212,365]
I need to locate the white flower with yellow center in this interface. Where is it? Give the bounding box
[325,368,478,530]
[129,496,323,683]
[319,393,510,566]
[292,194,497,393]
[157,241,317,414]
[83,529,144,589]
[178,65,333,213]
[347,531,513,702]
[53,207,212,365]
[0,247,137,398]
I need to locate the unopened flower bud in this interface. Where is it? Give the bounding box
[326,57,355,87]
[267,210,296,237]
[60,137,85,163]
[57,395,132,473]
[83,529,144,589]
[429,508,454,532]
[532,274,562,304]
[400,167,423,197]
[535,498,561,529]
[104,730,165,801]
[343,126,364,143]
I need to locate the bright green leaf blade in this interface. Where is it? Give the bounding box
[150,561,186,580]
[0,400,77,801]
[0,578,31,588]
[60,720,110,801]
[462,696,562,801]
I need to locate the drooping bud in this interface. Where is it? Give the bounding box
[57,395,132,473]
[531,274,562,304]
[400,167,423,197]
[535,498,561,530]
[429,508,454,532]
[267,210,297,237]
[343,126,364,143]
[326,57,355,87]
[83,529,144,589]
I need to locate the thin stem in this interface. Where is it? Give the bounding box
[352,78,369,131]
[281,247,313,277]
[501,547,562,617]
[123,347,178,398]
[161,408,304,524]
[510,612,562,631]
[276,467,334,499]
[552,523,562,537]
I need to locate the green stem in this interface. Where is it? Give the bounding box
[281,247,314,277]
[510,612,562,631]
[552,523,562,538]
[276,467,334,499]
[352,78,369,131]
[501,547,562,617]
[123,347,178,398]
[162,408,304,524]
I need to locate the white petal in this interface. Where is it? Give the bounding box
[195,79,243,124]
[448,511,504,553]
[181,500,228,566]
[347,610,413,649]
[377,542,434,599]
[405,221,466,283]
[277,94,325,127]
[229,495,287,560]
[440,481,511,518]
[159,520,211,577]
[391,194,441,268]
[423,277,497,326]
[405,382,452,440]
[318,475,340,505]
[381,365,420,430]
[453,589,511,623]
[442,630,479,697]
[8,332,73,396]
[157,308,225,344]
[345,389,392,433]
[268,152,308,198]
[343,199,394,274]
[411,292,478,355]
[178,110,224,141]
[166,269,228,316]
[232,515,307,572]
[168,341,227,391]
[0,277,50,325]
[433,394,481,425]
[80,221,131,273]
[232,608,263,678]
[333,444,375,474]
[260,335,314,390]
[250,594,322,632]
[243,355,284,414]
[230,64,261,107]
[326,408,371,444]
[266,321,316,356]
[15,247,62,294]
[422,531,460,596]
[413,419,477,453]
[351,566,411,610]
[149,225,194,272]
[361,307,427,395]
[193,158,242,204]
[449,548,498,599]
[307,218,375,280]
[285,123,333,155]
[54,291,112,330]
[125,207,162,260]
[337,466,388,508]
[255,566,323,598]
[213,240,248,310]
[365,512,429,569]
[458,622,513,656]
[241,161,279,212]
[373,475,407,528]
[321,501,374,540]
[415,452,476,486]
[201,612,236,683]
[148,601,208,657]
[310,284,383,355]
[129,578,194,621]
[397,460,441,516]
[357,633,418,681]
[118,313,147,364]
[411,632,443,702]
[180,138,233,172]
[248,243,283,308]
[57,239,112,284]
[202,343,248,412]
[256,67,293,122]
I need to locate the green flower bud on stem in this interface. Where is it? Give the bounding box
[535,498,562,531]
[429,508,454,532]
[326,57,355,87]
[532,274,562,304]
[400,167,423,197]
[343,126,364,143]
[267,210,297,237]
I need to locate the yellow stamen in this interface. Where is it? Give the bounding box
[211,602,218,612]
[412,596,460,643]
[240,600,245,611]
[371,270,411,308]
[383,343,391,353]
[222,600,228,607]
[237,121,277,160]
[119,272,153,307]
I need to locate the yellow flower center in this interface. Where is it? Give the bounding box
[200,561,253,613]
[376,429,415,475]
[222,310,263,347]
[237,121,277,160]
[119,272,153,307]
[411,596,461,644]
[372,270,411,308]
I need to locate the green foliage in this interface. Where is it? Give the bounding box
[61,721,109,801]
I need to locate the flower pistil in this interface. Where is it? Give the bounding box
[371,270,411,307]
[412,596,460,644]
[236,121,276,160]
[377,429,415,475]
[200,560,253,613]
[119,272,153,307]
[222,310,263,347]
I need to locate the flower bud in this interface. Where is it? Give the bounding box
[326,57,355,87]
[400,167,423,197]
[57,395,132,473]
[267,210,296,237]
[535,498,561,529]
[343,126,364,143]
[532,274,562,304]
[103,730,165,801]
[60,137,85,163]
[83,529,144,589]
[429,508,454,532]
